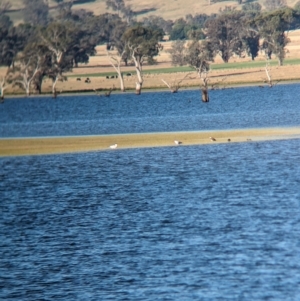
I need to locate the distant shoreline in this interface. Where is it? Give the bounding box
[3,79,300,99]
[1,127,300,157]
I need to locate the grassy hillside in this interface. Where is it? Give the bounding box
[8,0,300,23]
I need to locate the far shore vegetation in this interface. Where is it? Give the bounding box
[2,0,300,100]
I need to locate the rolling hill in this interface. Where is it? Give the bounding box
[8,0,300,23]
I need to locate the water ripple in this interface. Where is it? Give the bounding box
[1,139,300,300]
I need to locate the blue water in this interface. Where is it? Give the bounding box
[1,84,300,137]
[1,85,300,300]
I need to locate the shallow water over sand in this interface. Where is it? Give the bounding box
[1,84,300,137]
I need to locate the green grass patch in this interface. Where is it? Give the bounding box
[69,58,300,78]
[68,66,195,78]
[211,58,300,70]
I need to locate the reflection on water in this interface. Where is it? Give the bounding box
[1,139,300,300]
[1,84,300,137]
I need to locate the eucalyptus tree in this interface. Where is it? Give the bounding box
[92,13,124,48]
[242,2,262,12]
[253,8,297,66]
[168,40,186,66]
[22,0,50,26]
[8,24,46,96]
[141,15,173,35]
[242,29,260,60]
[263,0,287,11]
[110,19,130,63]
[107,20,130,92]
[68,10,97,67]
[169,18,191,40]
[204,10,245,63]
[122,25,164,94]
[185,40,215,102]
[241,13,261,61]
[38,15,97,96]
[0,17,12,99]
[12,39,52,95]
[106,0,135,24]
[39,22,75,96]
[54,5,98,67]
[121,5,135,25]
[0,17,29,98]
[13,48,41,96]
[106,0,125,17]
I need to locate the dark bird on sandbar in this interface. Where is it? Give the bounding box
[210,137,216,141]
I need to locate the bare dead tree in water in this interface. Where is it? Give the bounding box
[200,71,209,102]
[261,59,280,88]
[94,86,114,97]
[105,87,114,97]
[161,73,191,93]
[93,88,101,96]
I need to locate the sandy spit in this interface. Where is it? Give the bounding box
[1,127,300,157]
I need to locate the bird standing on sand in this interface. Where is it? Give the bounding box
[210,137,216,141]
[109,144,118,149]
[174,140,182,145]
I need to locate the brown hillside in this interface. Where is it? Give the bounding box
[9,0,300,21]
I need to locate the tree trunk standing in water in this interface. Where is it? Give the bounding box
[107,50,126,92]
[51,76,59,98]
[184,39,215,102]
[201,88,209,102]
[0,76,7,101]
[122,25,164,95]
[201,75,209,102]
[135,71,143,95]
[130,48,143,95]
[33,72,44,94]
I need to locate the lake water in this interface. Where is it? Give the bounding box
[1,85,300,300]
[1,84,300,137]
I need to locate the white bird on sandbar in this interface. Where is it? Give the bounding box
[174,140,182,145]
[109,143,118,149]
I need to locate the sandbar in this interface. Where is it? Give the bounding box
[1,127,300,157]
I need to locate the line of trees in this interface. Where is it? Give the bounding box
[1,0,300,98]
[0,0,167,96]
[169,6,300,67]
